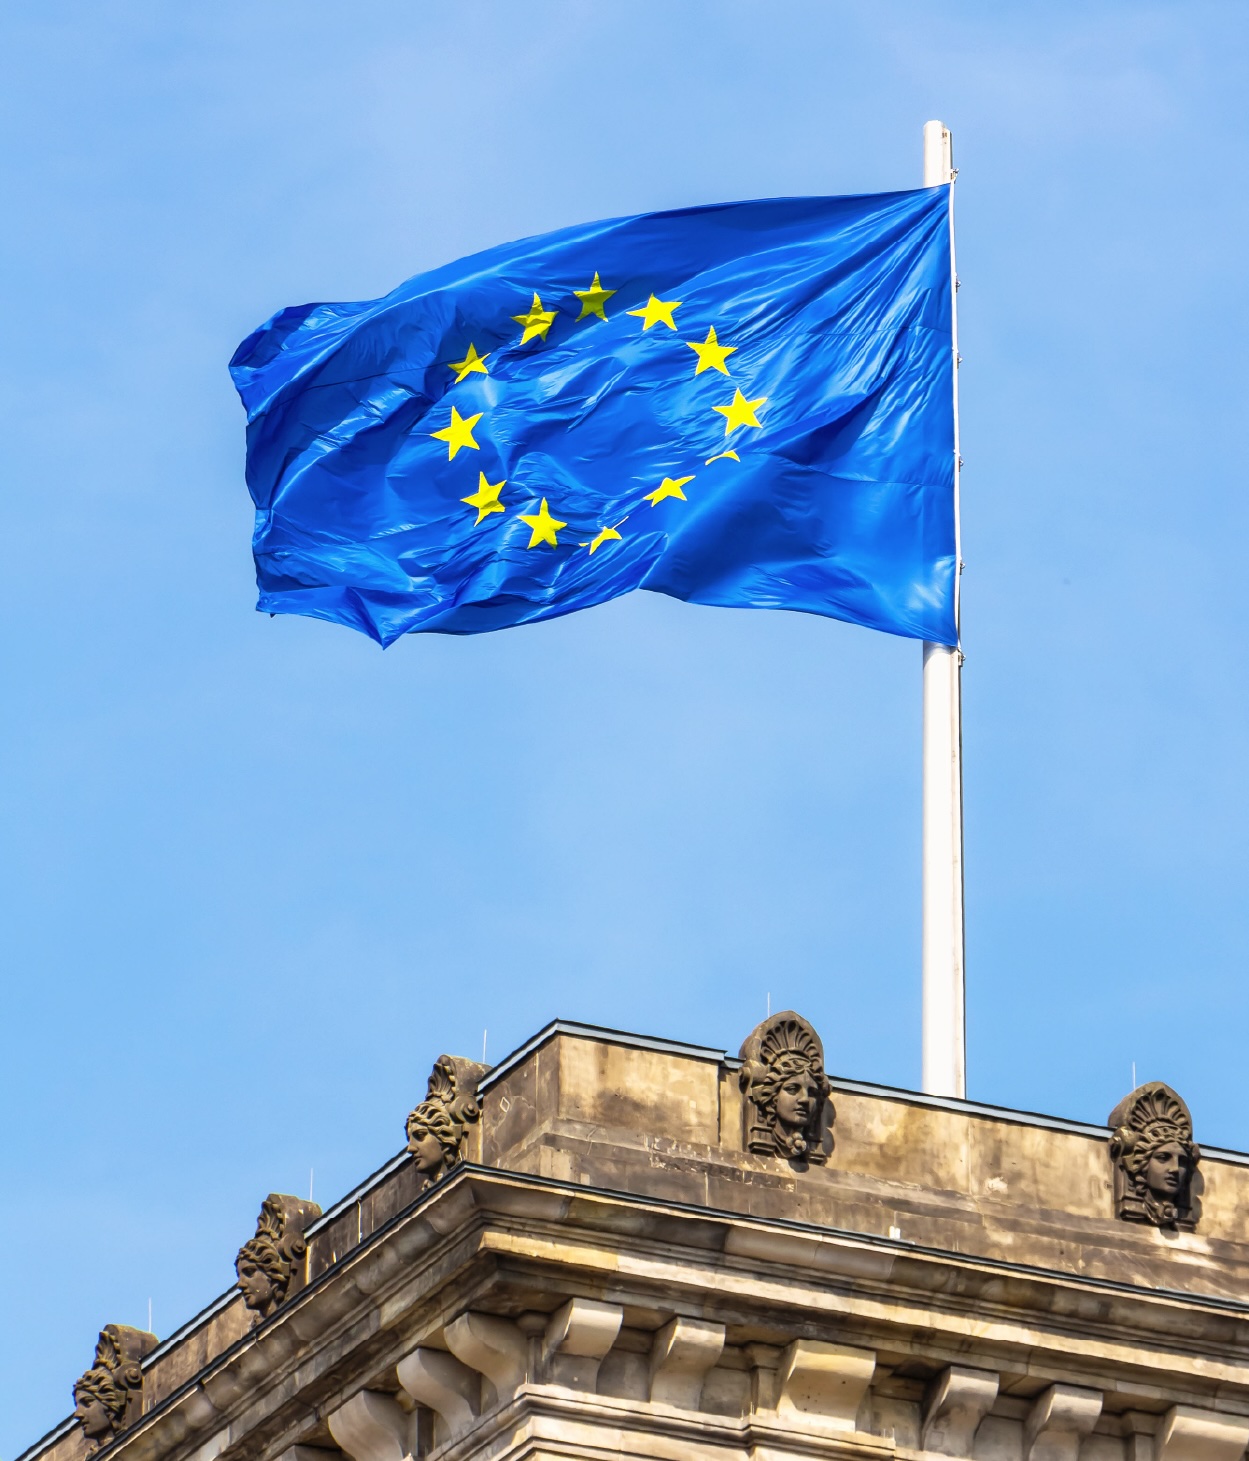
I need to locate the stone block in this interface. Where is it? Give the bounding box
[326,1392,412,1461]
[648,1317,725,1409]
[923,1366,1000,1456]
[395,1348,479,1442]
[774,1339,876,1433]
[1156,1407,1249,1461]
[445,1313,528,1407]
[544,1299,623,1390]
[1025,1385,1103,1461]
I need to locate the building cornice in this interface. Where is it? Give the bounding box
[25,1165,1249,1461]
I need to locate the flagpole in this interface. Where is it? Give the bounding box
[921,120,966,1099]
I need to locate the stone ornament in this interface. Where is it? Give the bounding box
[72,1324,158,1452]
[235,1193,322,1322]
[739,1012,833,1164]
[1108,1081,1199,1229]
[406,1054,491,1187]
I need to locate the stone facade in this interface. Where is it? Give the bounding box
[20,1020,1249,1461]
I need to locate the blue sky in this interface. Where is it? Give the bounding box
[3,1,1247,1452]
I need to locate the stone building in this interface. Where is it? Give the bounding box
[21,1016,1249,1461]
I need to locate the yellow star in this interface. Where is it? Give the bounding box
[574,272,616,322]
[518,497,566,548]
[512,292,557,344]
[461,471,506,526]
[644,475,694,506]
[431,405,483,459]
[588,526,622,554]
[713,387,766,435]
[447,342,490,383]
[627,293,682,331]
[686,326,736,376]
[706,449,740,464]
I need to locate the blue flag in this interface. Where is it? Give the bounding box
[230,187,956,647]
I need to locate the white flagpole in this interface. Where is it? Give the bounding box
[921,120,966,1099]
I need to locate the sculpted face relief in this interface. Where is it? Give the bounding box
[1109,1082,1200,1229]
[235,1257,277,1315]
[234,1195,321,1324]
[71,1327,157,1452]
[739,1012,834,1165]
[72,1383,117,1444]
[405,1106,456,1180]
[1146,1142,1191,1200]
[776,1074,821,1132]
[403,1054,491,1189]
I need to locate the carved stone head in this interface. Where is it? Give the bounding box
[1108,1082,1199,1229]
[405,1054,490,1187]
[72,1325,158,1451]
[739,1012,833,1164]
[235,1193,322,1323]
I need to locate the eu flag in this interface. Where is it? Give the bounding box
[230,187,955,647]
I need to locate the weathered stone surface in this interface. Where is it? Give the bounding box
[24,1020,1249,1461]
[543,1299,623,1390]
[327,1391,413,1461]
[921,1365,1000,1456]
[773,1339,874,1432]
[1155,1407,1249,1461]
[1024,1385,1103,1461]
[396,1348,478,1443]
[649,1317,725,1409]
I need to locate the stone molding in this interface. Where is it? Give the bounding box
[415,1380,897,1461]
[40,1167,1249,1461]
[30,995,1249,1461]
[37,1024,1249,1461]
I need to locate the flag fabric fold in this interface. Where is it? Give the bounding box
[230,187,956,647]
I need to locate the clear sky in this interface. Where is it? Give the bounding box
[3,1,1247,1452]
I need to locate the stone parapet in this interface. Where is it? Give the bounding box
[23,1020,1249,1461]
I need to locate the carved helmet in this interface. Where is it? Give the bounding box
[1109,1082,1198,1178]
[235,1195,308,1290]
